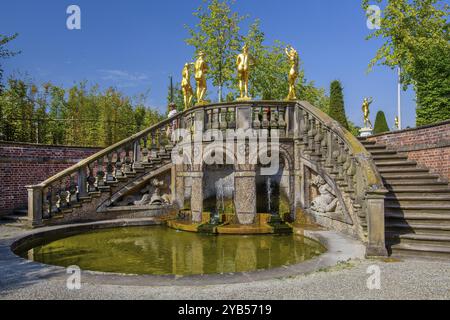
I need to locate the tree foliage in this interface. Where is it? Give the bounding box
[328,80,349,130]
[185,0,244,101]
[363,0,450,125]
[373,110,390,134]
[0,79,164,147]
[0,33,20,92]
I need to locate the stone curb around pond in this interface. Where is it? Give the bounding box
[1,218,366,287]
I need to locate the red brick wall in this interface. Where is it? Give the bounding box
[0,142,101,215]
[366,120,450,180]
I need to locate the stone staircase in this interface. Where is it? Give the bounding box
[361,139,450,259]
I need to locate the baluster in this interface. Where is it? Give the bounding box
[228,107,236,129]
[212,108,219,130]
[159,127,166,153]
[278,107,286,138]
[123,146,133,175]
[252,106,261,129]
[68,175,79,204]
[207,109,213,130]
[87,163,98,192]
[324,130,334,169]
[219,107,228,131]
[105,154,115,182]
[58,178,69,210]
[301,111,309,147]
[133,139,144,170]
[141,136,149,163]
[270,107,278,129]
[43,187,52,219]
[77,166,88,198]
[115,150,124,178]
[150,131,157,158]
[306,116,315,153]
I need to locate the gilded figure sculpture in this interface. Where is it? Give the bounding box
[285,45,299,100]
[181,63,194,110]
[362,97,373,128]
[194,51,208,105]
[236,44,253,100]
[394,116,399,130]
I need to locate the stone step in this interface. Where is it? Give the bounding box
[385,211,450,222]
[359,140,376,145]
[385,196,450,206]
[388,243,450,259]
[364,143,387,149]
[373,155,409,162]
[381,172,439,179]
[379,167,429,174]
[386,232,450,247]
[370,149,399,156]
[386,184,450,192]
[384,180,447,186]
[387,186,450,196]
[386,221,450,235]
[374,160,418,167]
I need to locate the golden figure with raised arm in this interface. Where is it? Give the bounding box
[362,97,373,128]
[285,45,299,100]
[194,51,208,105]
[236,44,253,100]
[181,63,194,110]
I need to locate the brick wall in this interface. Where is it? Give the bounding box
[366,120,450,180]
[0,142,101,215]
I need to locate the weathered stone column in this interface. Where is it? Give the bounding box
[365,190,388,257]
[234,170,257,225]
[293,140,303,210]
[172,165,184,209]
[27,185,43,228]
[190,171,204,223]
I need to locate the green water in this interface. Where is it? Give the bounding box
[20,226,325,275]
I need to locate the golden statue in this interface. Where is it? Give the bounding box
[362,97,373,128]
[181,63,194,110]
[394,116,399,130]
[236,44,253,100]
[285,45,299,100]
[194,51,208,105]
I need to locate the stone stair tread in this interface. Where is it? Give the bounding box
[379,168,429,173]
[385,195,450,201]
[387,188,450,193]
[386,211,450,220]
[389,243,450,254]
[385,204,450,210]
[387,232,450,242]
[382,173,440,179]
[386,221,450,231]
[375,160,417,166]
[385,181,447,186]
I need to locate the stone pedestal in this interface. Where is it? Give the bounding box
[359,127,373,137]
[234,171,256,225]
[365,191,388,257]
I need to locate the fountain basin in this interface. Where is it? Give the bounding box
[14,224,325,276]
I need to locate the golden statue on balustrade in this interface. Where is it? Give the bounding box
[181,63,194,110]
[394,116,399,130]
[236,44,254,100]
[362,97,373,128]
[194,51,208,105]
[285,45,299,100]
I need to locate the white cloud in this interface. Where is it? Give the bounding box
[97,69,149,87]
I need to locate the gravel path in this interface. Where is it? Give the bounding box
[1,224,449,300]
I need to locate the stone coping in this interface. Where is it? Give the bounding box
[0,218,365,287]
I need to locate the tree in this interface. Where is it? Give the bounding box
[328,80,349,130]
[373,110,390,134]
[185,0,244,102]
[363,0,450,125]
[0,33,20,92]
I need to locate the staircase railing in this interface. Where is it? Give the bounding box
[27,111,184,227]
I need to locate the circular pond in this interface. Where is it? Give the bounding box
[17,226,325,275]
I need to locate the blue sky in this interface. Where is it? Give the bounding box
[1,0,417,128]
